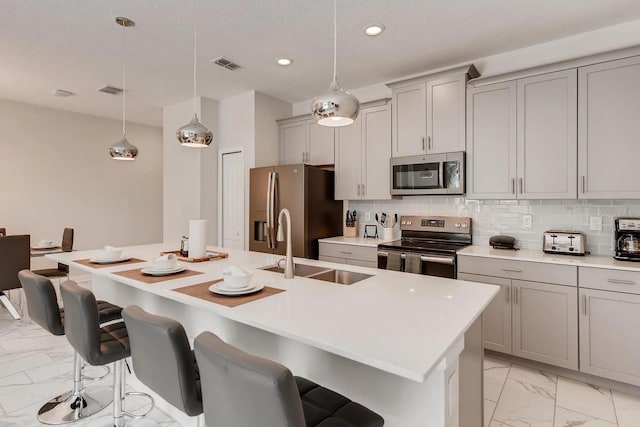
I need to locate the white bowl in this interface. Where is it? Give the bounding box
[152,254,178,271]
[99,248,123,260]
[222,268,253,289]
[39,240,53,247]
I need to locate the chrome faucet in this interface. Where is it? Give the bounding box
[276,208,294,279]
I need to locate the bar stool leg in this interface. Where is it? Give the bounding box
[37,352,112,424]
[113,360,125,427]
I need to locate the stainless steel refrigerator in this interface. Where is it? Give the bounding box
[249,164,342,259]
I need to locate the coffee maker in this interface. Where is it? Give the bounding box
[614,218,640,261]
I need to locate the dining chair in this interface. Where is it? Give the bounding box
[34,228,74,280]
[0,234,30,319]
[194,331,384,427]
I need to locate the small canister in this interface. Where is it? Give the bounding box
[180,236,189,257]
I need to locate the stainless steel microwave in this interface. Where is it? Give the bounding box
[390,152,465,195]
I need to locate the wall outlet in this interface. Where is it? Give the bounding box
[364,211,371,221]
[590,216,602,231]
[522,214,532,229]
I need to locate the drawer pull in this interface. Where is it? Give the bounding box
[339,251,353,255]
[607,278,636,285]
[501,268,522,273]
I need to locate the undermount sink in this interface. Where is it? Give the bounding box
[259,263,373,285]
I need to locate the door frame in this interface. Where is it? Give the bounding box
[217,147,245,248]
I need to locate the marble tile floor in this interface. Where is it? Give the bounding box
[3,291,640,427]
[484,353,640,427]
[0,292,181,427]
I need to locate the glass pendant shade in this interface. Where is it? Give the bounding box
[109,136,138,160]
[311,79,360,127]
[176,113,213,147]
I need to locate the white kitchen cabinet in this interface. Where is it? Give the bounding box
[388,65,478,158]
[512,280,578,370]
[335,100,391,200]
[278,117,335,165]
[458,255,578,370]
[578,266,640,386]
[578,56,640,199]
[319,242,377,268]
[466,81,517,199]
[466,69,577,199]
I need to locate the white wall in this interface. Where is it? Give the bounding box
[291,19,640,115]
[162,96,218,244]
[0,97,163,249]
[254,92,291,167]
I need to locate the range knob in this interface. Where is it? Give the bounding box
[454,223,461,228]
[461,223,469,229]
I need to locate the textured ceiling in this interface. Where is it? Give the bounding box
[1,0,640,126]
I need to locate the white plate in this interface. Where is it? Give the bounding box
[33,245,58,250]
[209,283,264,296]
[141,264,186,276]
[89,256,131,264]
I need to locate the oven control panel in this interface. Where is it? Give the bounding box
[400,216,471,234]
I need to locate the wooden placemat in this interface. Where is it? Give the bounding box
[74,258,147,269]
[113,268,203,284]
[172,279,285,307]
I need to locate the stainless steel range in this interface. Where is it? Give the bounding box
[377,215,472,278]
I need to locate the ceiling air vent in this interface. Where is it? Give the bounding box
[212,57,242,71]
[97,85,124,95]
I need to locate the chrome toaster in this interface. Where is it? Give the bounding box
[542,231,586,255]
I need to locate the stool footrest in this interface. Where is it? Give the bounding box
[121,391,155,420]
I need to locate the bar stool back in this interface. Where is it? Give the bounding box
[18,270,121,424]
[194,331,384,427]
[122,306,202,421]
[60,281,153,427]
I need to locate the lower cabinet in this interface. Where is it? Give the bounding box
[579,267,640,386]
[458,256,578,370]
[318,242,377,268]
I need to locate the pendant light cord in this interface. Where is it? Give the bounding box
[193,1,198,115]
[332,0,337,84]
[121,22,126,138]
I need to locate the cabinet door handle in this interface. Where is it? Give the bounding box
[519,178,523,194]
[505,285,510,303]
[607,278,636,285]
[501,268,522,273]
[339,251,353,255]
[511,178,515,195]
[428,136,432,150]
[582,294,587,316]
[512,287,518,305]
[362,184,365,196]
[357,184,361,196]
[581,176,586,194]
[422,137,426,151]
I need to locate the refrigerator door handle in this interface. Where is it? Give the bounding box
[266,172,274,248]
[268,171,278,249]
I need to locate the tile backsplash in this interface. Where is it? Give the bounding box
[348,198,640,256]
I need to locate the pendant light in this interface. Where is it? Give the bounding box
[109,17,138,161]
[176,5,213,148]
[311,0,360,127]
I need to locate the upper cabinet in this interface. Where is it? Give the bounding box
[466,69,577,199]
[335,100,392,200]
[578,56,640,199]
[278,117,335,165]
[388,65,479,157]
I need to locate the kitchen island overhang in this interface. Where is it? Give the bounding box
[48,244,499,427]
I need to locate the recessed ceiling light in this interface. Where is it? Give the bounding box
[277,58,293,66]
[364,23,385,36]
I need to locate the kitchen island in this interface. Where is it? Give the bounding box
[48,244,499,427]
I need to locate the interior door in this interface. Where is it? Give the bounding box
[221,151,245,249]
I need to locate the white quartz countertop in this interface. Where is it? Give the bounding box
[458,245,640,272]
[318,236,396,247]
[48,243,498,383]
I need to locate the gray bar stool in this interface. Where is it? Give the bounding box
[60,281,154,427]
[194,331,385,427]
[18,270,122,424]
[122,305,203,425]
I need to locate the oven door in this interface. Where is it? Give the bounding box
[377,250,456,279]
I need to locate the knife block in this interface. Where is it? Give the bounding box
[344,220,358,237]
